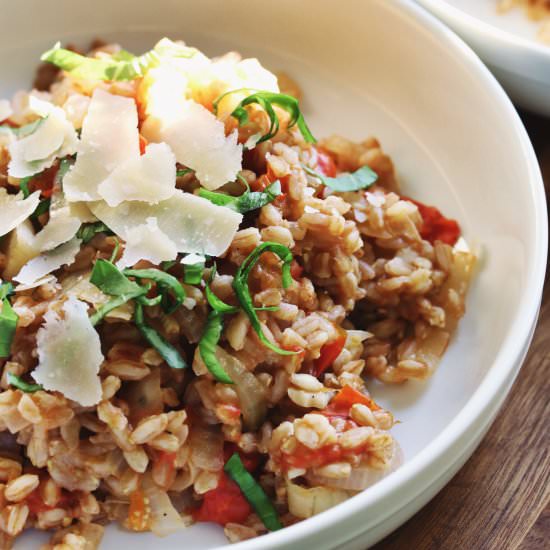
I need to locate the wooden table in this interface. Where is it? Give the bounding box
[374,111,550,550]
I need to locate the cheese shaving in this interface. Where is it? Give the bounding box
[142,99,242,191]
[98,142,176,206]
[0,189,41,238]
[90,190,242,257]
[32,296,103,406]
[63,89,139,202]
[117,218,178,269]
[8,96,77,178]
[14,238,81,286]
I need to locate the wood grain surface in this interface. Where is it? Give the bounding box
[373,111,550,550]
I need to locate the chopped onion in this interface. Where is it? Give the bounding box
[307,441,403,491]
[286,480,350,519]
[122,368,163,425]
[214,345,267,431]
[142,475,186,537]
[188,422,224,472]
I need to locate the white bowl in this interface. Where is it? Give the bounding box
[1,0,546,548]
[416,0,550,116]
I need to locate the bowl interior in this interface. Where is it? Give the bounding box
[1,0,545,548]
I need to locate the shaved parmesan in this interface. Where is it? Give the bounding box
[2,220,38,279]
[8,97,77,178]
[0,189,41,238]
[91,190,242,257]
[64,89,139,202]
[33,209,81,252]
[14,275,56,292]
[32,296,103,406]
[0,99,12,121]
[14,238,81,286]
[181,252,206,265]
[98,142,176,206]
[142,99,242,191]
[62,93,90,129]
[117,217,178,269]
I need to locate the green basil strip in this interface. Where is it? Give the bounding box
[303,164,378,192]
[183,263,204,285]
[134,303,186,369]
[0,298,18,358]
[135,293,163,307]
[90,286,148,326]
[40,38,196,82]
[198,311,233,384]
[7,373,43,393]
[199,180,281,214]
[176,168,194,177]
[91,259,143,296]
[233,242,295,356]
[214,89,316,144]
[19,176,32,198]
[76,222,114,244]
[205,284,239,314]
[31,199,51,219]
[123,268,186,313]
[224,453,282,531]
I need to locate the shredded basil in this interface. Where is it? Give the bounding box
[224,453,282,531]
[90,259,142,296]
[0,282,17,358]
[232,242,296,355]
[40,38,196,81]
[31,199,50,219]
[19,176,32,198]
[176,168,194,177]
[7,373,43,393]
[90,286,148,326]
[214,90,316,144]
[199,180,281,214]
[183,261,204,285]
[77,222,114,244]
[134,303,187,369]
[198,311,233,384]
[303,164,378,192]
[123,268,185,314]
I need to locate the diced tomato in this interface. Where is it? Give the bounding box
[324,385,380,418]
[139,134,148,155]
[127,489,150,531]
[316,148,337,177]
[290,260,303,280]
[283,443,343,470]
[158,451,177,471]
[314,333,346,377]
[26,485,76,516]
[251,174,270,192]
[193,472,251,526]
[223,443,261,472]
[406,198,460,246]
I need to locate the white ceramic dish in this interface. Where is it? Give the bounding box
[416,0,550,116]
[1,0,546,548]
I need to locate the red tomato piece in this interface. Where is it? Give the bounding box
[314,334,346,377]
[324,385,381,417]
[316,148,337,177]
[406,198,460,246]
[290,260,303,280]
[193,472,251,526]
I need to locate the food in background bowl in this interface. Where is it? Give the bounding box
[0,38,475,547]
[497,0,550,41]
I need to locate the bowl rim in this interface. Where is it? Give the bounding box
[226,0,548,548]
[418,0,550,60]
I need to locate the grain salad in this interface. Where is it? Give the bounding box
[0,38,476,548]
[498,0,550,41]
